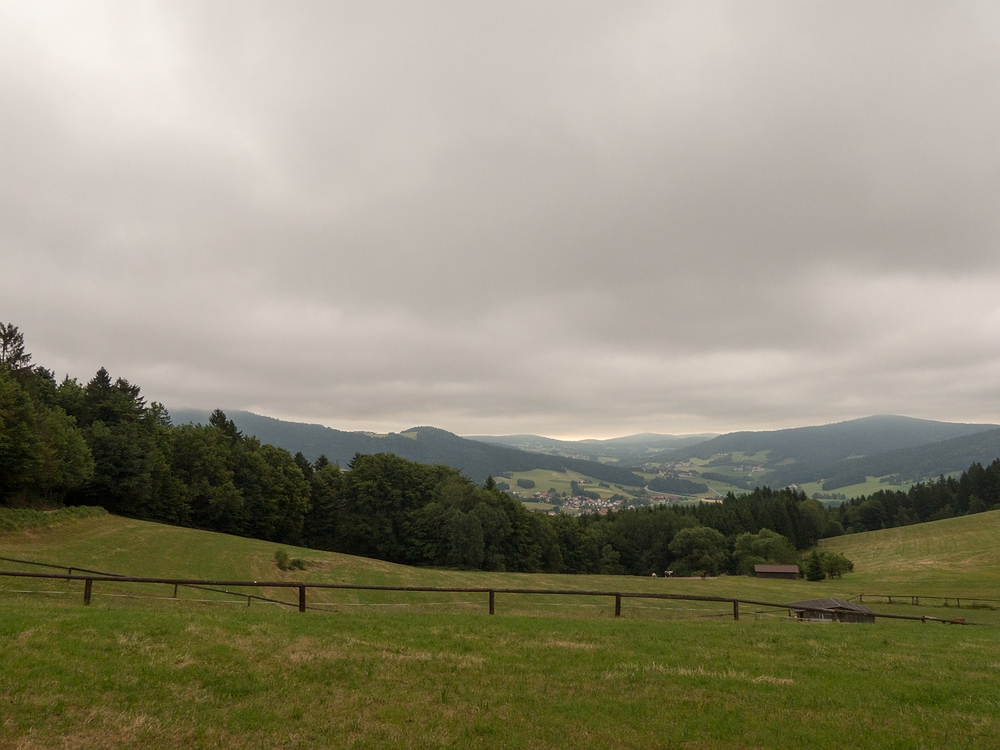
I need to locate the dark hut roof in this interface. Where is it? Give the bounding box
[785,598,874,614]
[754,564,800,574]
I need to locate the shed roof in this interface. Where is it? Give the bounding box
[754,564,800,574]
[785,598,874,614]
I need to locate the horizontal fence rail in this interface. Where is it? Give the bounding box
[0,555,306,610]
[0,568,984,625]
[854,593,1000,609]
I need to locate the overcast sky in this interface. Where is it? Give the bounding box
[2,2,1000,438]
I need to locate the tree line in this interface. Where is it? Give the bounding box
[0,322,838,574]
[836,460,1000,533]
[6,322,992,576]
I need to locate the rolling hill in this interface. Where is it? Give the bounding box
[466,432,717,463]
[647,415,999,489]
[169,409,646,487]
[4,510,1000,750]
[820,507,1000,594]
[814,427,1000,489]
[4,506,1000,608]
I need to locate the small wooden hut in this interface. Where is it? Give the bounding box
[754,564,800,579]
[786,598,875,624]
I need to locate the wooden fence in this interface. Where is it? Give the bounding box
[854,593,999,609]
[0,565,982,625]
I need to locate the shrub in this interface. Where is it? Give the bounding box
[274,549,290,571]
[274,549,307,571]
[821,551,853,579]
[516,479,535,489]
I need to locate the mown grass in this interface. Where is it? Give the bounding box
[3,598,1000,749]
[3,512,1000,748]
[821,508,1000,597]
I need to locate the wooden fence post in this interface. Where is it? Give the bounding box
[298,585,306,612]
[615,593,621,618]
[733,600,739,621]
[489,590,495,615]
[83,578,93,605]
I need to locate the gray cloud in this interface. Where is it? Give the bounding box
[2,1,1000,437]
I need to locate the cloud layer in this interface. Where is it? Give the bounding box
[3,2,1000,437]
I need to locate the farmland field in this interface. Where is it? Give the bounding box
[797,476,912,499]
[3,511,1000,748]
[497,468,627,500]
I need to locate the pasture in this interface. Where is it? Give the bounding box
[3,511,1000,748]
[798,476,912,500]
[497,468,623,500]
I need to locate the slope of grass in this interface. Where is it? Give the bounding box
[4,512,1000,748]
[820,508,1000,596]
[3,512,999,623]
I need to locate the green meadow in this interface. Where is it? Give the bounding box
[798,476,913,499]
[498,468,620,499]
[3,511,1000,748]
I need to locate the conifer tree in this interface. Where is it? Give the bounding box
[804,549,825,581]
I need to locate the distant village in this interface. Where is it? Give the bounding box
[500,487,709,515]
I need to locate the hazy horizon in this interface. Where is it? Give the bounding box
[167,406,996,443]
[4,2,1000,437]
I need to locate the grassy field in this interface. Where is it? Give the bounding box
[821,508,1000,597]
[5,600,999,749]
[3,512,1000,748]
[499,462,771,505]
[2,512,998,618]
[498,468,628,500]
[798,476,912,499]
[519,501,556,512]
[672,455,915,501]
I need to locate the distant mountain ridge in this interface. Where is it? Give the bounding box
[649,415,999,488]
[466,432,717,463]
[169,409,647,487]
[169,409,1000,497]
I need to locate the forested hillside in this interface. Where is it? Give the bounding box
[171,409,646,486]
[817,428,1000,489]
[648,415,998,488]
[5,321,1000,578]
[0,323,839,576]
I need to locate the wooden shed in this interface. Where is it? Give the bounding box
[754,564,801,579]
[786,598,876,624]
